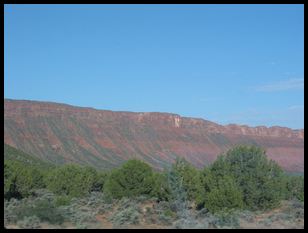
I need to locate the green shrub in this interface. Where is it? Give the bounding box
[55,195,71,207]
[150,172,171,201]
[201,170,244,213]
[45,164,98,198]
[166,164,189,214]
[104,159,155,199]
[207,145,285,211]
[91,171,108,192]
[4,160,45,199]
[164,209,176,218]
[283,175,304,202]
[171,158,203,201]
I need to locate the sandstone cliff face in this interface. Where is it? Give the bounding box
[4,99,304,172]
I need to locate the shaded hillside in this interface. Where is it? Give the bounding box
[4,143,54,169]
[4,99,304,172]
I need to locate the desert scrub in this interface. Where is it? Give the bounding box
[96,203,113,215]
[268,213,290,222]
[291,199,304,209]
[135,195,149,203]
[238,210,255,223]
[173,219,205,229]
[85,192,105,207]
[115,197,139,211]
[173,209,219,229]
[108,197,141,226]
[294,208,304,219]
[55,195,71,207]
[214,211,240,229]
[58,201,98,226]
[109,206,140,226]
[151,200,174,225]
[258,218,272,227]
[32,189,56,202]
[142,200,176,226]
[83,192,113,212]
[4,198,21,225]
[5,189,57,226]
[163,209,177,218]
[173,215,208,229]
[195,207,210,219]
[17,216,41,229]
[284,200,304,220]
[144,207,157,224]
[15,199,64,225]
[157,212,173,226]
[57,192,115,227]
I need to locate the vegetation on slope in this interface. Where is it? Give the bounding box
[4,143,54,169]
[4,144,304,229]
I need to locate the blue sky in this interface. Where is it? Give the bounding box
[4,4,304,129]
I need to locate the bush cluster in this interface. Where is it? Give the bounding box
[283,175,304,202]
[197,146,288,212]
[104,159,170,200]
[4,160,45,199]
[45,165,106,198]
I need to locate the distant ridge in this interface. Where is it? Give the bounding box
[4,99,304,172]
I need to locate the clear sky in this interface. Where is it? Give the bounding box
[4,4,304,129]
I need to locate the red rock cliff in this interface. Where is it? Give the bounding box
[4,99,304,172]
